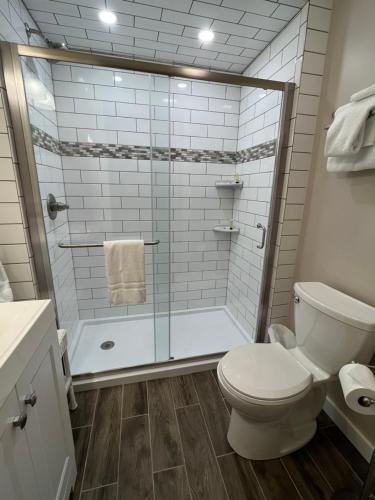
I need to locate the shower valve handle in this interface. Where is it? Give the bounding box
[47,193,69,220]
[53,201,69,211]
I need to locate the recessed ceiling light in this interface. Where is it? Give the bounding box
[114,75,123,83]
[98,10,117,24]
[198,30,214,43]
[177,82,187,88]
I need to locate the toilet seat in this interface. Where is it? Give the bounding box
[219,343,313,406]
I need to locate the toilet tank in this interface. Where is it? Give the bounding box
[294,282,375,375]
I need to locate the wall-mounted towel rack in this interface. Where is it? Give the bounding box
[324,109,375,130]
[58,240,160,249]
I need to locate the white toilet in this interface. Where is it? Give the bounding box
[218,282,375,460]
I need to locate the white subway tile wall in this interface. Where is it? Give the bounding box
[227,154,279,338]
[225,14,301,338]
[53,66,240,151]
[232,0,331,331]
[52,67,241,319]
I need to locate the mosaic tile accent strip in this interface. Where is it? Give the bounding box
[31,125,60,155]
[31,126,276,164]
[59,142,238,164]
[236,140,276,163]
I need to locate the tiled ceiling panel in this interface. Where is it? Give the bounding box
[24,0,307,73]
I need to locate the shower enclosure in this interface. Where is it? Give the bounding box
[2,42,293,380]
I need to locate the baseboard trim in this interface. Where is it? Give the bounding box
[324,395,374,462]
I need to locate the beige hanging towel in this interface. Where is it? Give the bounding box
[104,240,145,305]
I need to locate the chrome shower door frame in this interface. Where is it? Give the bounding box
[0,40,294,346]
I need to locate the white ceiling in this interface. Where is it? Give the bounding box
[24,0,307,73]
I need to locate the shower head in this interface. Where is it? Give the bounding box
[24,23,68,50]
[47,40,68,50]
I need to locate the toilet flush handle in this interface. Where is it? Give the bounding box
[294,295,300,304]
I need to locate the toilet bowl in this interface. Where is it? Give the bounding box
[218,282,375,460]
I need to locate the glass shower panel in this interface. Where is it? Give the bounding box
[20,55,80,349]
[229,86,283,340]
[149,74,171,362]
[20,56,172,373]
[168,76,250,359]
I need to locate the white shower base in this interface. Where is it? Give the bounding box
[70,306,250,376]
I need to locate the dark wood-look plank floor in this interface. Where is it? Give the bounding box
[71,372,369,500]
[70,390,98,429]
[148,378,184,471]
[154,466,191,500]
[169,375,198,408]
[72,426,91,500]
[251,459,301,500]
[80,484,117,500]
[193,371,232,456]
[122,382,147,418]
[218,453,265,500]
[177,404,228,500]
[83,386,122,490]
[323,425,369,482]
[281,448,332,499]
[316,409,335,429]
[118,415,153,500]
[306,429,362,492]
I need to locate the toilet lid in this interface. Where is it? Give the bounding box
[221,343,312,401]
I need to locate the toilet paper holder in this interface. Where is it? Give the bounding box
[358,395,375,407]
[333,361,375,499]
[350,361,375,407]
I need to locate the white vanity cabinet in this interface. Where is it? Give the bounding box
[0,300,76,500]
[0,388,40,500]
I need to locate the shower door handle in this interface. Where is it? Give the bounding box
[256,223,266,249]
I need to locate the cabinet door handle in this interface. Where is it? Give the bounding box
[25,391,37,407]
[13,412,27,429]
[256,223,267,249]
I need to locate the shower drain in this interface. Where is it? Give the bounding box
[100,340,115,350]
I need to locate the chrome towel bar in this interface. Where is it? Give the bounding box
[58,240,160,248]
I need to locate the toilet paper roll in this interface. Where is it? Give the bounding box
[339,363,375,415]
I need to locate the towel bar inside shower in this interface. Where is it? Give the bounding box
[58,240,160,248]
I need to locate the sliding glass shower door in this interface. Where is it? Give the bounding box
[19,54,172,371]
[10,42,289,376]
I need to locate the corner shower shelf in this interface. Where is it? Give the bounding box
[215,180,243,189]
[213,225,240,234]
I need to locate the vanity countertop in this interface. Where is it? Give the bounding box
[0,300,55,406]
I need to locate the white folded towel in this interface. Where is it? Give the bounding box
[327,146,375,173]
[351,84,375,102]
[325,96,375,157]
[362,114,375,147]
[0,261,13,302]
[327,115,375,172]
[104,240,145,305]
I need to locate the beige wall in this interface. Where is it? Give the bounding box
[295,0,375,457]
